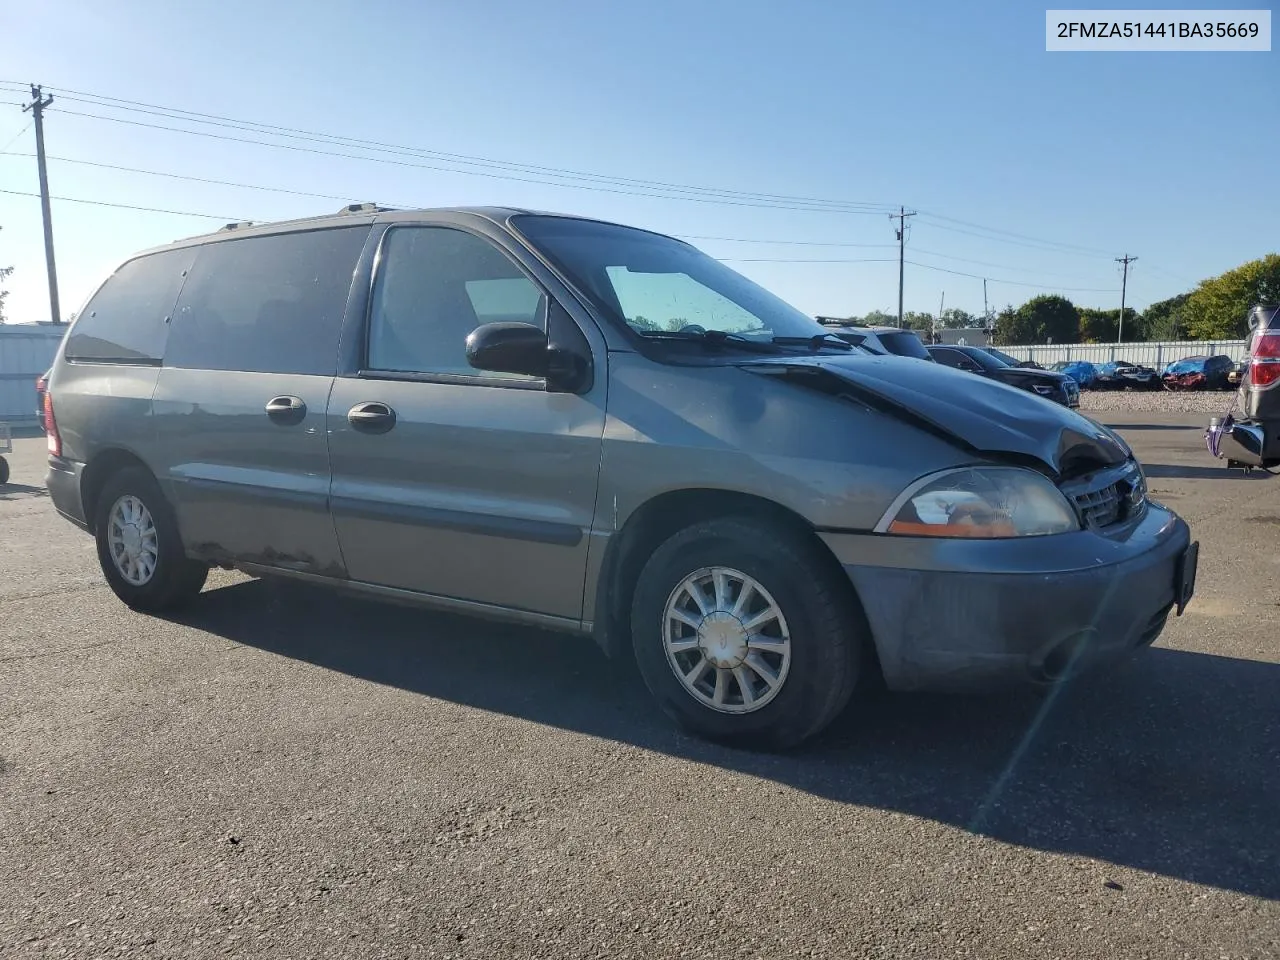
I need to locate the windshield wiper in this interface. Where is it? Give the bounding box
[636,330,783,353]
[771,333,853,351]
[638,330,853,353]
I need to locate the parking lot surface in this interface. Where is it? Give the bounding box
[2,412,1277,959]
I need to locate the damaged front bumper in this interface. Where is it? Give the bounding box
[819,502,1193,692]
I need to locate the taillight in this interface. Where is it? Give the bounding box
[1249,361,1280,389]
[43,391,61,457]
[1251,330,1280,360]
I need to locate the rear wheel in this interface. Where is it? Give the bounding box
[94,467,208,611]
[630,517,864,750]
[0,456,9,485]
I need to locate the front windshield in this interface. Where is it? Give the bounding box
[512,215,829,341]
[984,348,1019,367]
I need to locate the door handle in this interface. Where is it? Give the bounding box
[348,401,397,434]
[265,395,307,426]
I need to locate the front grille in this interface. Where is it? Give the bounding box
[1074,483,1123,527]
[1068,465,1145,529]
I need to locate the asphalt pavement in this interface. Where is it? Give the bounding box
[1,412,1277,959]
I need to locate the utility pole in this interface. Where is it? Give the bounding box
[23,84,61,325]
[1115,254,1137,344]
[890,206,916,327]
[983,278,989,323]
[936,291,945,344]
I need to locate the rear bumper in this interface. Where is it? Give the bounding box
[46,456,90,532]
[820,503,1192,692]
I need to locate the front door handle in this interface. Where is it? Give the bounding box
[265,395,307,426]
[348,401,397,435]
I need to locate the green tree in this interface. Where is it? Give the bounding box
[861,309,898,326]
[1184,254,1280,339]
[992,305,1034,345]
[938,307,978,328]
[1025,295,1080,344]
[1078,306,1140,343]
[0,264,11,324]
[1142,293,1189,341]
[992,296,1080,345]
[0,226,11,324]
[901,310,935,333]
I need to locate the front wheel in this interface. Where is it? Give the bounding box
[94,467,208,611]
[630,517,864,750]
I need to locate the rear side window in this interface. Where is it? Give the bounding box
[65,248,196,363]
[165,226,368,375]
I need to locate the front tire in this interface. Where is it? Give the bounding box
[94,466,208,611]
[630,517,864,750]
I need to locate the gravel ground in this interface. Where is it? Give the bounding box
[2,420,1278,959]
[1078,389,1239,414]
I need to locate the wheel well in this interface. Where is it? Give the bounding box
[80,449,153,532]
[592,489,869,665]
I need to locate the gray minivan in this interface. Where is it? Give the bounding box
[44,205,1197,748]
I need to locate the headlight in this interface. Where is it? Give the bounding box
[876,467,1080,538]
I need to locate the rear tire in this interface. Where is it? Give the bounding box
[0,456,9,485]
[630,517,863,751]
[94,466,208,611]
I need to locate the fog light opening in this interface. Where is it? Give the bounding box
[1036,630,1098,683]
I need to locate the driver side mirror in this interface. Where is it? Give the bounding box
[465,322,589,392]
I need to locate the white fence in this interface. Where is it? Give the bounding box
[998,339,1250,368]
[0,323,65,424]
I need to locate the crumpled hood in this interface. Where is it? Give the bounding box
[744,353,1129,477]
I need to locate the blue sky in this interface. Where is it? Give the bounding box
[1,0,1276,326]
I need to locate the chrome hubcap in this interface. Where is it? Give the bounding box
[107,495,158,586]
[663,566,792,714]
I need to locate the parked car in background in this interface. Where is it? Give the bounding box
[1095,361,1162,391]
[1206,304,1280,469]
[927,344,1080,407]
[1049,360,1098,389]
[41,204,1195,749]
[816,319,934,361]
[1164,355,1234,391]
[982,347,1042,369]
[1227,360,1248,387]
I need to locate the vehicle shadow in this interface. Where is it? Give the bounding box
[172,578,1280,901]
[1105,423,1199,431]
[0,481,49,499]
[1143,463,1274,481]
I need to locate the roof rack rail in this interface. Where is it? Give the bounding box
[337,202,396,215]
[816,316,856,327]
[218,221,255,232]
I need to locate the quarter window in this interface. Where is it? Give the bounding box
[367,227,547,378]
[165,227,368,376]
[65,248,196,363]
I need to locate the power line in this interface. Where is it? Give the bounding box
[46,107,906,215]
[914,210,1116,257]
[0,152,410,207]
[0,187,237,219]
[681,234,896,248]
[1,82,1143,262]
[0,149,1157,289]
[721,257,898,264]
[30,85,899,211]
[913,217,1118,260]
[0,119,31,154]
[904,259,1118,293]
[0,86,896,215]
